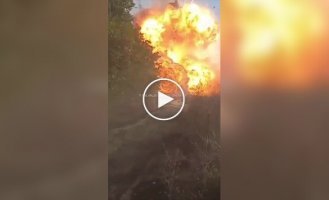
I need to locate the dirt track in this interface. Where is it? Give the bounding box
[109,94,220,200]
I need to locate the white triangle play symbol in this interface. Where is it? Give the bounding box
[158,91,174,109]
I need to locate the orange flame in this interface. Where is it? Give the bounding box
[138,3,220,96]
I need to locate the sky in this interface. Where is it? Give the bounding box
[133,0,219,17]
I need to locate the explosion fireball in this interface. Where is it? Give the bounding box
[137,3,220,96]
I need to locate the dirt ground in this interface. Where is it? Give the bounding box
[109,91,220,200]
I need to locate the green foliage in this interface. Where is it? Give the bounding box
[109,0,156,92]
[109,0,134,20]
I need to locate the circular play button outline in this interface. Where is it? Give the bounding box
[142,78,185,121]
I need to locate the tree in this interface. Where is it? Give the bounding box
[109,0,156,92]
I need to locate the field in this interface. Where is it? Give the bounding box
[109,88,220,200]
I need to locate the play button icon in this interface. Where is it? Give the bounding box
[158,91,174,109]
[142,78,185,121]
